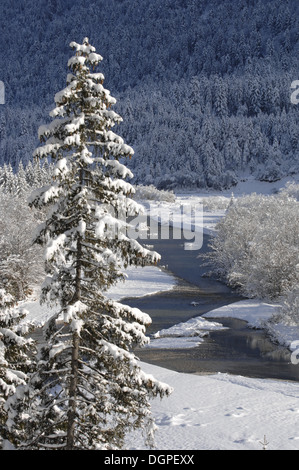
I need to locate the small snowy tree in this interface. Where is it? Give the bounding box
[0,289,34,449]
[26,38,172,450]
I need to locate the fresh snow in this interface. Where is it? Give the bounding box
[203,299,279,329]
[148,316,227,350]
[127,362,299,450]
[106,265,176,301]
[22,267,299,451]
[20,177,299,450]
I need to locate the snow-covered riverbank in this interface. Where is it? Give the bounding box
[22,266,299,450]
[21,176,299,450]
[128,360,299,450]
[128,178,299,451]
[140,175,299,354]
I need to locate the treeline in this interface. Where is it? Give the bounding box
[0,161,52,195]
[120,74,299,189]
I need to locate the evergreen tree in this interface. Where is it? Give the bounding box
[15,161,29,196]
[213,76,228,118]
[0,289,34,449]
[26,38,172,450]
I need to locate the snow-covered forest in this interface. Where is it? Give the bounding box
[1,0,299,189]
[2,0,299,453]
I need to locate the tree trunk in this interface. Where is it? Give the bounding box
[66,234,83,449]
[66,176,83,449]
[66,330,80,450]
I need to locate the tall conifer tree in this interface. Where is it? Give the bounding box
[26,38,172,450]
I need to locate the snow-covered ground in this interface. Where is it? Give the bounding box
[148,315,227,350]
[131,298,299,450]
[22,176,299,450]
[129,361,299,450]
[107,265,176,301]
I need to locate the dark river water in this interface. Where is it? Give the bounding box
[124,227,299,382]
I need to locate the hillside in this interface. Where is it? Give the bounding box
[1,0,299,189]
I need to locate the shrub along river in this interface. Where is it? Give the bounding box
[125,226,299,382]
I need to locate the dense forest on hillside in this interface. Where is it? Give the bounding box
[1,0,299,189]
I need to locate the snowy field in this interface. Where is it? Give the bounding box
[22,176,299,451]
[124,298,299,451]
[131,364,299,450]
[128,361,299,451]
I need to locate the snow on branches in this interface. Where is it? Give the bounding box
[25,38,171,450]
[0,289,34,449]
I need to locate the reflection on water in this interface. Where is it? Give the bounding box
[125,231,299,382]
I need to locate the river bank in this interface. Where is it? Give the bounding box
[116,221,299,382]
[129,187,299,376]
[22,251,299,450]
[20,222,299,450]
[20,181,299,449]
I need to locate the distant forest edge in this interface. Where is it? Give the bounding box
[1,0,299,190]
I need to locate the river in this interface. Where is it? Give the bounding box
[124,227,299,382]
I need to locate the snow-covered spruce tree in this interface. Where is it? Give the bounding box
[26,38,172,450]
[0,289,34,449]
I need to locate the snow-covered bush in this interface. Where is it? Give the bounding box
[279,289,299,326]
[0,188,44,300]
[134,184,175,202]
[205,192,299,300]
[199,195,232,212]
[269,287,299,327]
[0,161,50,300]
[279,182,299,201]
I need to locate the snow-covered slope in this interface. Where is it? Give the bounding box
[2,0,299,190]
